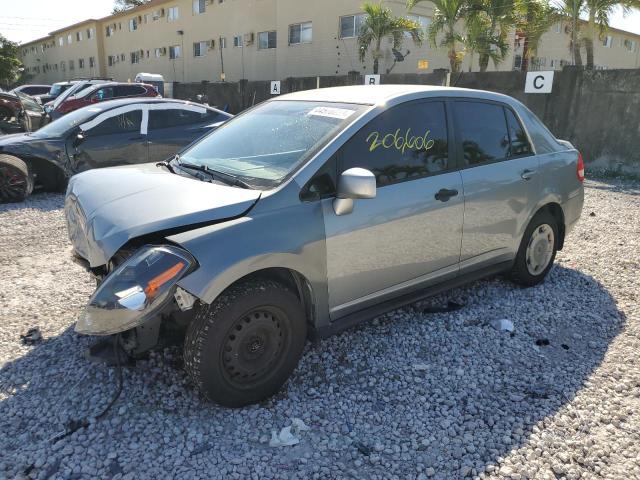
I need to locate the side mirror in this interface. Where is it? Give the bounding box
[73,132,85,148]
[333,168,376,216]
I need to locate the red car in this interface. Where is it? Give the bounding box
[52,82,159,119]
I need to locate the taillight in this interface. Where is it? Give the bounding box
[577,152,585,182]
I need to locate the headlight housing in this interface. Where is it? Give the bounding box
[76,245,196,335]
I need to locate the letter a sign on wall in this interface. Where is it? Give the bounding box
[525,71,554,93]
[271,81,281,95]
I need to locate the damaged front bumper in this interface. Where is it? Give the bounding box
[75,245,197,336]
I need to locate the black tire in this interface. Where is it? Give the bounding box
[0,154,33,203]
[184,279,307,407]
[510,211,559,287]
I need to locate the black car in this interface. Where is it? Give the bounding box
[0,98,231,202]
[10,84,52,97]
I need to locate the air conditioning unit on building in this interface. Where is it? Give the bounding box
[244,32,255,45]
[207,39,216,49]
[138,15,143,22]
[161,47,167,55]
[160,8,166,16]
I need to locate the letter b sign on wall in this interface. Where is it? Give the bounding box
[525,71,554,93]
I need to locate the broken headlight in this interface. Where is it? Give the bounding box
[76,245,196,335]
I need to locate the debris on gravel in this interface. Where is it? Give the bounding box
[1,178,639,479]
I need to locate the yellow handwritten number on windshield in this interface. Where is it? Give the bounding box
[366,128,435,154]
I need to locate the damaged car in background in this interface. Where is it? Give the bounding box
[64,85,584,408]
[0,98,231,202]
[0,91,48,135]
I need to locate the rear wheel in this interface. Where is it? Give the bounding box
[0,155,33,203]
[510,211,558,286]
[183,279,307,407]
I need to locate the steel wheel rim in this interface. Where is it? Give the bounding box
[0,166,27,202]
[526,223,554,276]
[221,307,286,387]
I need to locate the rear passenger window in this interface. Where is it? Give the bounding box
[114,85,147,97]
[505,109,533,157]
[340,101,449,187]
[453,102,509,165]
[148,108,222,130]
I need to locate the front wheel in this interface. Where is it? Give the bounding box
[183,279,307,407]
[510,211,558,287]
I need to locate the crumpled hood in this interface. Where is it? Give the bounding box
[65,163,261,267]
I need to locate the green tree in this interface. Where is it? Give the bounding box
[112,0,149,14]
[408,0,468,74]
[466,0,513,72]
[583,0,640,69]
[0,35,22,88]
[514,0,559,71]
[358,1,424,74]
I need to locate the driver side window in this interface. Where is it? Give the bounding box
[92,87,114,102]
[339,101,450,187]
[86,110,142,136]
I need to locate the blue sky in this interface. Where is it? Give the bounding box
[2,0,639,45]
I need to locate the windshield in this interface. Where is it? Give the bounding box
[180,101,365,188]
[15,91,42,112]
[31,105,105,137]
[52,82,85,109]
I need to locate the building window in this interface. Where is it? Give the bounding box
[155,47,164,57]
[106,25,114,37]
[406,14,430,33]
[623,39,637,52]
[120,53,126,61]
[340,14,366,39]
[193,41,207,57]
[603,35,613,47]
[513,54,522,70]
[258,31,277,49]
[193,0,205,14]
[219,37,226,48]
[233,35,243,47]
[79,58,85,68]
[69,59,75,70]
[131,51,141,64]
[168,7,180,22]
[76,31,82,41]
[129,18,138,31]
[289,22,312,45]
[555,22,561,33]
[67,34,72,44]
[87,28,94,39]
[89,57,95,68]
[169,45,181,59]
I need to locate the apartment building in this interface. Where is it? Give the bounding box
[514,21,640,71]
[19,0,640,86]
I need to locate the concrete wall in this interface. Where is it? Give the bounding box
[174,67,640,173]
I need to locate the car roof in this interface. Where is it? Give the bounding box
[276,85,517,107]
[84,98,215,110]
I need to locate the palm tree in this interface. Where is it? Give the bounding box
[583,0,640,69]
[408,0,469,74]
[466,0,513,71]
[358,2,424,75]
[514,0,559,71]
[561,0,586,66]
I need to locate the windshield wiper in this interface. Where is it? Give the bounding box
[156,158,176,173]
[173,156,252,189]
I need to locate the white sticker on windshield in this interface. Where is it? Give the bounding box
[307,106,355,120]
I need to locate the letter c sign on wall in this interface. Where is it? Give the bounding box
[525,71,554,94]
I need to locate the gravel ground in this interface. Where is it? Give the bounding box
[0,178,638,480]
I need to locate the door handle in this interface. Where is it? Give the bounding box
[521,169,537,180]
[435,188,459,202]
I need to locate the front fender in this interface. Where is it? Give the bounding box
[168,199,330,329]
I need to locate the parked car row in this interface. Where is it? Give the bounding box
[0,91,47,134]
[0,98,231,202]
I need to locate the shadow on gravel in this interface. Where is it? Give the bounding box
[584,177,640,196]
[0,265,627,478]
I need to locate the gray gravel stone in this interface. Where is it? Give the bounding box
[1,179,639,479]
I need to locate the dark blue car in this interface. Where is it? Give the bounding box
[0,98,231,202]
